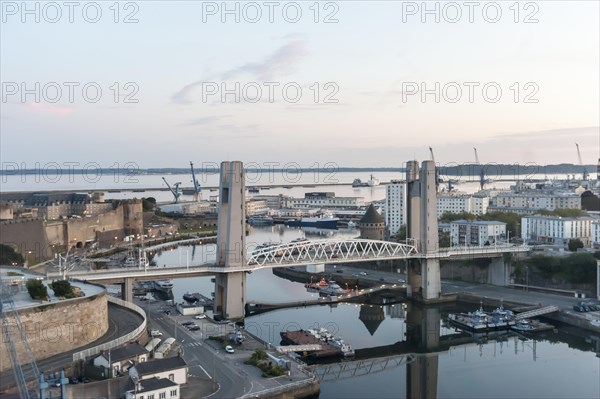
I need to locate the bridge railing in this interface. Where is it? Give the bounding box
[238,376,318,399]
[72,296,147,362]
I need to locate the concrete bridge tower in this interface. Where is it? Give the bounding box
[405,160,441,301]
[213,161,247,320]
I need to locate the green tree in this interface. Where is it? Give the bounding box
[568,238,584,252]
[0,244,25,265]
[439,211,476,223]
[26,279,48,300]
[439,231,451,247]
[142,197,157,211]
[50,280,73,297]
[393,225,407,241]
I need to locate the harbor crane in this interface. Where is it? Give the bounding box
[162,177,182,204]
[429,147,458,192]
[575,143,589,181]
[189,161,202,202]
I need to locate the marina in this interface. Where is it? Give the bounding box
[280,328,355,359]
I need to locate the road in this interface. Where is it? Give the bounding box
[141,299,314,399]
[0,302,143,394]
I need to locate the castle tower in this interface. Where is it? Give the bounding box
[359,204,384,241]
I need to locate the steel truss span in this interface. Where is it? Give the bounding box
[313,353,417,382]
[247,239,419,267]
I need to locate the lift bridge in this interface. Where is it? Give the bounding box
[0,283,40,399]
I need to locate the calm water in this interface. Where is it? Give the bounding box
[151,227,600,399]
[1,171,561,201]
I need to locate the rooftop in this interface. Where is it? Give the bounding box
[133,356,187,375]
[359,204,383,224]
[125,377,178,394]
[100,343,148,363]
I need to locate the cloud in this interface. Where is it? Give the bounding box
[182,115,231,126]
[490,126,599,140]
[171,41,307,105]
[26,103,73,115]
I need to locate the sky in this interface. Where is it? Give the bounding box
[1,0,599,170]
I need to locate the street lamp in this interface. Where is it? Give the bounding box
[525,265,529,292]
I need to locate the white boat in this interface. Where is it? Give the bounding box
[367,174,380,187]
[153,280,174,292]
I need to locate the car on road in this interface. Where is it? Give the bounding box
[150,329,162,337]
[225,345,235,353]
[336,270,343,273]
[379,278,385,282]
[397,278,406,283]
[195,314,206,319]
[359,272,368,276]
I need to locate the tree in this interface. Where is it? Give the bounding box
[26,279,48,300]
[0,244,25,265]
[142,197,157,211]
[439,231,451,248]
[394,225,407,241]
[568,238,584,252]
[50,280,73,298]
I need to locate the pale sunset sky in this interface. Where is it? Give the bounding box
[1,1,599,168]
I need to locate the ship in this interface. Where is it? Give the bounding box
[248,216,274,226]
[153,280,174,292]
[248,187,260,193]
[448,304,516,332]
[367,174,380,187]
[352,178,368,187]
[280,328,354,358]
[319,281,348,296]
[285,215,339,229]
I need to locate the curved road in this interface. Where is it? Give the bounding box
[0,302,143,394]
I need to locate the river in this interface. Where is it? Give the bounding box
[150,226,600,399]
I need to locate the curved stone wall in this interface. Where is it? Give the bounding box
[0,291,109,372]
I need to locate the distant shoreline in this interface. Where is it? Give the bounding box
[0,163,596,176]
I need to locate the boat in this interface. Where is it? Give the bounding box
[183,291,197,302]
[347,221,357,229]
[248,216,274,226]
[319,281,347,296]
[448,303,516,332]
[153,280,174,292]
[352,178,368,187]
[367,174,380,187]
[280,328,354,358]
[248,187,260,193]
[285,215,339,229]
[511,319,554,333]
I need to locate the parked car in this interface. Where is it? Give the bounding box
[397,278,406,283]
[359,272,368,276]
[336,270,343,273]
[573,305,585,312]
[188,326,200,331]
[379,278,385,282]
[195,314,207,319]
[225,345,235,353]
[185,323,198,329]
[69,378,79,385]
[182,321,195,326]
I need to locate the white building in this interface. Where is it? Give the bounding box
[436,194,489,217]
[450,220,507,246]
[125,377,180,399]
[493,193,581,211]
[385,181,406,237]
[245,199,269,216]
[93,343,149,377]
[521,215,596,246]
[592,221,600,248]
[287,192,365,209]
[129,356,188,385]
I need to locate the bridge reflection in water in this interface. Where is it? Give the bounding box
[311,303,539,399]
